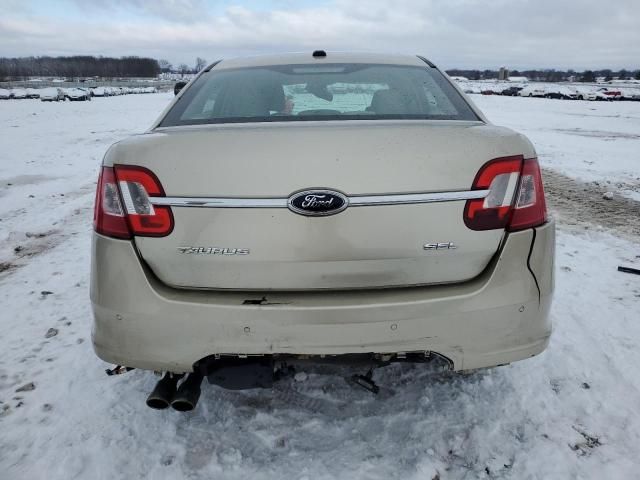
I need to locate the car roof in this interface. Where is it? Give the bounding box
[211,52,431,71]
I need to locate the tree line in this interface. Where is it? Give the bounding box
[445,68,640,82]
[0,56,161,80]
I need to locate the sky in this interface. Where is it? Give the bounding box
[0,0,639,70]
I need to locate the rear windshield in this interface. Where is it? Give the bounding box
[159,63,479,126]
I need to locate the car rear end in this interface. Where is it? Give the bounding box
[39,88,58,101]
[90,53,554,406]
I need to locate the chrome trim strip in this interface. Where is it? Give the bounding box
[349,190,488,206]
[150,190,489,208]
[150,197,288,208]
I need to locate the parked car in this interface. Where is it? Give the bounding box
[619,88,640,101]
[461,83,481,94]
[544,86,578,100]
[574,87,611,101]
[501,86,524,96]
[91,86,107,97]
[518,86,547,97]
[25,88,40,99]
[39,87,65,102]
[0,88,10,100]
[91,52,554,411]
[64,88,91,101]
[78,88,92,100]
[597,87,621,100]
[10,88,28,99]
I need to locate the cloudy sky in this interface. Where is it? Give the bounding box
[1,0,638,70]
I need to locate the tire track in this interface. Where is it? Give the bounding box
[542,168,640,238]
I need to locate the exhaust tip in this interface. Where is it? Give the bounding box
[146,373,182,410]
[170,372,203,412]
[170,399,196,412]
[146,396,171,410]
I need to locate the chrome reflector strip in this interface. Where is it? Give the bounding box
[349,190,489,206]
[150,197,287,208]
[150,190,489,208]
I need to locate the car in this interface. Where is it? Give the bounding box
[91,52,555,412]
[78,87,92,100]
[619,88,640,101]
[10,88,28,99]
[91,86,107,97]
[39,87,65,102]
[64,88,91,101]
[0,88,10,100]
[501,86,524,96]
[544,86,578,100]
[597,87,621,100]
[574,87,612,101]
[460,83,481,94]
[25,88,40,99]
[518,86,547,97]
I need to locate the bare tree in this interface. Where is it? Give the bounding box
[0,55,161,79]
[158,59,172,73]
[195,57,207,72]
[178,64,190,76]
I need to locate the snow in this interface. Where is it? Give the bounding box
[1,93,640,479]
[474,95,640,195]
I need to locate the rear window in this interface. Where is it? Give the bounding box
[159,63,479,126]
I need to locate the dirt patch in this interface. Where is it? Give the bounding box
[543,168,640,239]
[0,262,16,273]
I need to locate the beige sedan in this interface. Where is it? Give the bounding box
[91,51,554,411]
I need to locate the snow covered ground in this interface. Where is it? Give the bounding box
[475,95,640,201]
[1,93,640,479]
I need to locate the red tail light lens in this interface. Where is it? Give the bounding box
[507,157,548,231]
[94,166,130,239]
[464,155,523,231]
[464,156,547,231]
[114,165,174,237]
[93,165,173,239]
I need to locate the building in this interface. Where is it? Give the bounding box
[498,67,510,81]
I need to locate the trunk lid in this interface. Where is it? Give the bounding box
[107,121,531,290]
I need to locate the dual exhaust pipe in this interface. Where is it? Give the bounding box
[146,372,203,412]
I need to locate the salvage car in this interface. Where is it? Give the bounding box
[544,86,578,100]
[91,52,555,411]
[39,87,65,102]
[10,88,28,99]
[518,85,547,98]
[64,88,91,101]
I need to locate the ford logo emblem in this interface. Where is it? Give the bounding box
[288,189,349,217]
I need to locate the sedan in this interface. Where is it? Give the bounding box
[64,88,91,101]
[91,52,555,411]
[39,87,65,102]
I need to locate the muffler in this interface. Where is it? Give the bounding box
[146,373,183,410]
[171,372,204,412]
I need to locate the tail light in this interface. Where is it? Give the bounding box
[93,165,173,239]
[464,155,547,231]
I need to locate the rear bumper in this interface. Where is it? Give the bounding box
[91,221,555,372]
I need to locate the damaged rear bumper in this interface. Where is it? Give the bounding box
[91,221,554,372]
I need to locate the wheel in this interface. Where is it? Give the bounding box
[528,93,533,97]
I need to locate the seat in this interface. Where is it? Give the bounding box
[368,88,427,115]
[213,79,285,118]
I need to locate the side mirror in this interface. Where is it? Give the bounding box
[174,81,187,96]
